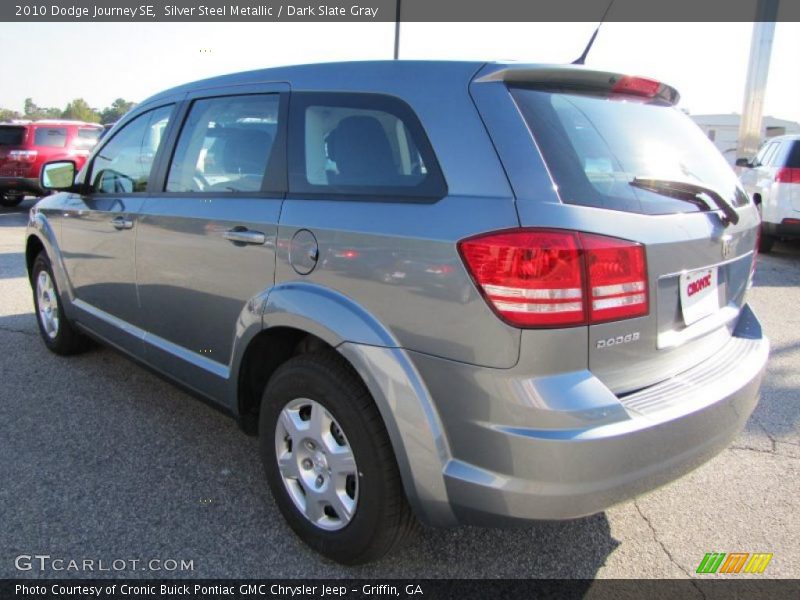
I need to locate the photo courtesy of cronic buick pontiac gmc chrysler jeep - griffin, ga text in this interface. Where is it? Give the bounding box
[25,61,768,564]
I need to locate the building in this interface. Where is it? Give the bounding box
[691,113,800,165]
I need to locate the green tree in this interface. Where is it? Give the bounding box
[0,108,22,121]
[23,97,40,119]
[99,98,136,124]
[61,98,100,123]
[23,98,60,120]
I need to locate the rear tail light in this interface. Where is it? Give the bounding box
[775,167,800,183]
[8,150,37,162]
[458,229,648,328]
[581,233,648,322]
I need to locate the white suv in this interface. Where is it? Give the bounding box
[739,134,800,252]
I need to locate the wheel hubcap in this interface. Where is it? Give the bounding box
[36,271,59,339]
[275,398,358,531]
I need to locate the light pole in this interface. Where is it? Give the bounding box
[736,0,780,161]
[393,0,401,59]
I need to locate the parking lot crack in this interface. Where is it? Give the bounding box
[758,420,780,453]
[729,445,775,455]
[0,325,35,337]
[634,500,706,598]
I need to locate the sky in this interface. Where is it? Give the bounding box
[0,21,798,122]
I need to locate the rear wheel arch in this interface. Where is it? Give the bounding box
[26,235,45,280]
[235,284,400,434]
[236,326,336,435]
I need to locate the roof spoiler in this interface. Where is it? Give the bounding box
[474,65,680,106]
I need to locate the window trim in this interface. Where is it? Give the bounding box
[287,92,447,202]
[85,103,176,197]
[159,91,289,197]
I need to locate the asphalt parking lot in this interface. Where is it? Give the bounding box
[1,198,798,580]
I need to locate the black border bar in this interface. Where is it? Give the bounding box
[4,579,800,600]
[2,0,799,22]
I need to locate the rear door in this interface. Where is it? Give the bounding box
[135,85,288,397]
[59,105,174,355]
[473,71,759,393]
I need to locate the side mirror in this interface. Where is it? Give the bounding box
[735,157,752,168]
[40,160,77,191]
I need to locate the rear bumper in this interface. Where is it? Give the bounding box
[0,177,41,195]
[409,304,768,525]
[763,218,800,239]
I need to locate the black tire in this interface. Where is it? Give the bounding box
[0,192,24,208]
[259,351,417,564]
[759,231,776,253]
[31,252,92,355]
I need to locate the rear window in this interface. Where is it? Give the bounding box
[785,141,800,168]
[33,127,68,148]
[0,126,25,146]
[510,88,748,215]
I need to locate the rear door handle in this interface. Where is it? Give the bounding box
[223,228,266,245]
[111,216,133,230]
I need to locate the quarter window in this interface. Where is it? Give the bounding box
[166,94,280,193]
[289,93,446,198]
[91,105,172,194]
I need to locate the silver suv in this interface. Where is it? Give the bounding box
[27,61,768,564]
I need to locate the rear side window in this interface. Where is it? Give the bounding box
[289,93,446,199]
[74,127,101,150]
[510,88,747,215]
[33,127,68,148]
[90,105,172,194]
[759,142,780,166]
[785,141,800,168]
[0,126,25,145]
[166,94,279,193]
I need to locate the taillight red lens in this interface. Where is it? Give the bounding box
[610,75,661,98]
[580,233,648,323]
[458,229,649,328]
[458,230,585,326]
[775,167,800,183]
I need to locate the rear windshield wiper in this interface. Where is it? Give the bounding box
[629,178,740,226]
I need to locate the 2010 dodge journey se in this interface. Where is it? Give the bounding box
[26,61,769,564]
